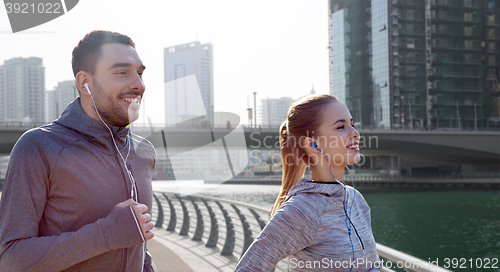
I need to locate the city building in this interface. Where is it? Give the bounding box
[329,0,499,130]
[46,80,77,122]
[164,41,214,126]
[259,96,295,128]
[0,156,9,179]
[153,148,249,180]
[0,57,45,123]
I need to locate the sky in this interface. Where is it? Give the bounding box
[0,0,330,126]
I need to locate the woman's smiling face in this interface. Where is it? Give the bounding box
[314,101,361,168]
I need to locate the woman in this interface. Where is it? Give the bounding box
[234,94,381,272]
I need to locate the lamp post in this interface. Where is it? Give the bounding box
[401,96,405,129]
[211,105,214,127]
[253,92,257,128]
[247,108,253,127]
[474,102,477,131]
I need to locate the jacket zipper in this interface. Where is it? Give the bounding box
[111,133,133,272]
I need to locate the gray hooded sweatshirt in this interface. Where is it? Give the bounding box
[234,177,381,272]
[0,98,156,271]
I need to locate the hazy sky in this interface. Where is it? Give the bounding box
[0,0,330,125]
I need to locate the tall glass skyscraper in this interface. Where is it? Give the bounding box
[329,0,499,130]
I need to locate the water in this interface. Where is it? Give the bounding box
[362,187,500,272]
[153,181,500,272]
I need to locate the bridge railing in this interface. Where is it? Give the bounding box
[128,123,500,132]
[3,121,499,132]
[151,191,452,272]
[151,191,289,271]
[227,172,500,181]
[0,122,48,128]
[350,172,500,180]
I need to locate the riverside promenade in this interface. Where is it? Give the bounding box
[148,228,238,272]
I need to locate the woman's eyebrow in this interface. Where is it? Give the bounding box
[333,118,353,125]
[334,119,345,125]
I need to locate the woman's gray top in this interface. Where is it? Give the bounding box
[234,177,381,272]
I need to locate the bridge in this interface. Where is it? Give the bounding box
[1,123,499,168]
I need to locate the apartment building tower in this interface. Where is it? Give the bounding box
[0,57,45,123]
[329,0,499,130]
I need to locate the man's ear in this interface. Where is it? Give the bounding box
[75,72,90,96]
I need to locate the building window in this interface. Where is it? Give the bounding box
[464,53,474,62]
[464,13,473,22]
[464,40,473,49]
[464,26,473,36]
[463,0,472,8]
[487,56,496,66]
[487,28,497,39]
[487,1,495,11]
[488,42,497,52]
[487,15,496,25]
[487,69,497,79]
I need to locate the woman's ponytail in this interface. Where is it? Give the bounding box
[269,94,338,217]
[270,120,305,217]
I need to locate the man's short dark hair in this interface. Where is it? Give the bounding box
[72,30,135,77]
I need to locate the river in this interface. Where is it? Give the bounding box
[153,180,500,272]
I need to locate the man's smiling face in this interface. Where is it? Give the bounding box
[89,43,145,127]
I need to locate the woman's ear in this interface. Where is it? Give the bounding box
[304,137,320,154]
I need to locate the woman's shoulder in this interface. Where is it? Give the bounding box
[273,194,325,231]
[282,178,341,215]
[284,192,328,213]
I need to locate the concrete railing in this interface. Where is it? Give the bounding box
[152,191,452,272]
[152,191,289,271]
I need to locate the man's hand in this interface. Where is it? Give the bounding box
[115,199,154,241]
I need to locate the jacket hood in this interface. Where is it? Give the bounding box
[54,98,130,152]
[287,177,345,200]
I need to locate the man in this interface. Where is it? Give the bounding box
[0,30,156,271]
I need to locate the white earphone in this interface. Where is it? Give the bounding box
[84,82,91,95]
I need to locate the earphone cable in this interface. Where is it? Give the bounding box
[316,147,355,272]
[89,93,137,201]
[89,92,144,272]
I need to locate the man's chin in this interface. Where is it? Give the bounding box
[127,108,140,124]
[106,114,136,127]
